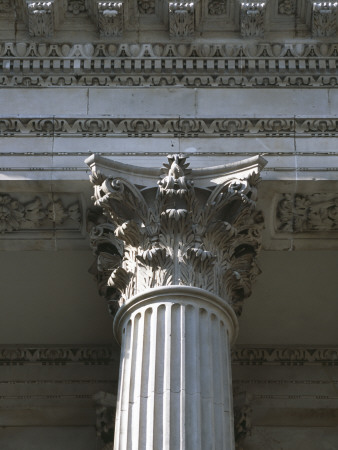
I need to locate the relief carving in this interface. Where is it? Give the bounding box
[312,2,337,37]
[0,117,337,138]
[234,390,252,450]
[0,0,12,12]
[208,0,226,15]
[278,0,296,15]
[0,194,81,233]
[240,2,266,38]
[169,2,195,38]
[96,1,124,37]
[87,154,265,315]
[137,0,155,14]
[26,1,55,37]
[67,0,87,14]
[0,41,337,88]
[276,193,338,233]
[94,391,116,449]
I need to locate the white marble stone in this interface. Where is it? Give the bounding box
[113,286,238,450]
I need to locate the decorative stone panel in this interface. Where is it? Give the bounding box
[169,1,195,37]
[312,2,337,37]
[26,0,55,37]
[276,193,338,233]
[240,1,266,38]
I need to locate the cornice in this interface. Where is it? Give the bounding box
[0,41,337,88]
[1,345,337,365]
[0,116,337,137]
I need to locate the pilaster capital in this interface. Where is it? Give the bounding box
[86,154,266,316]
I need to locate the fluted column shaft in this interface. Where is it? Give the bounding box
[113,286,238,450]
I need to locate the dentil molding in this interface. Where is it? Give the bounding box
[0,41,337,88]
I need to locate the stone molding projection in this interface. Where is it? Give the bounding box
[276,193,338,233]
[1,116,338,137]
[86,153,265,449]
[0,41,338,88]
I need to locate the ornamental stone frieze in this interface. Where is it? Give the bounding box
[276,193,338,233]
[1,41,337,88]
[240,2,266,38]
[1,116,338,137]
[87,153,266,315]
[0,193,81,233]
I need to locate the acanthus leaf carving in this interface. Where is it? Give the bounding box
[278,0,296,15]
[169,2,195,38]
[0,194,81,233]
[26,1,55,37]
[208,0,226,15]
[312,2,337,37]
[94,1,124,37]
[87,154,266,316]
[240,1,266,38]
[276,193,338,233]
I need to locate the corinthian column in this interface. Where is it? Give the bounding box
[86,154,266,450]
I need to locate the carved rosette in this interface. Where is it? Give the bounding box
[87,154,266,316]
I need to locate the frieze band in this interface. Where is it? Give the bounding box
[0,117,337,137]
[0,345,337,365]
[0,42,337,88]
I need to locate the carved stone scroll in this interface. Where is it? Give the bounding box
[240,2,266,38]
[86,154,266,316]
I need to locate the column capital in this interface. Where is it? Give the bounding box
[86,154,266,316]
